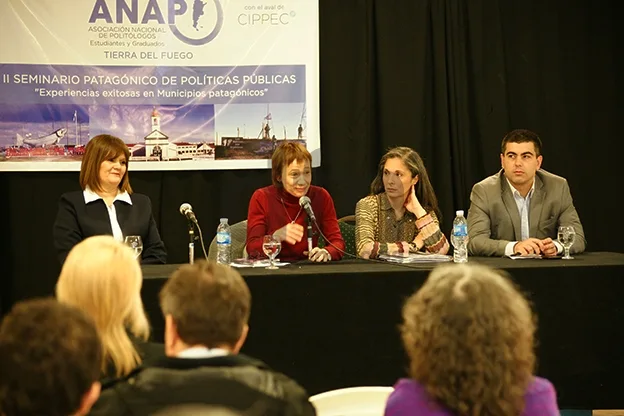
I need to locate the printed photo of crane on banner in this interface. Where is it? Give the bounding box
[0,0,319,171]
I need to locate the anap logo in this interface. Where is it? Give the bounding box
[89,0,224,46]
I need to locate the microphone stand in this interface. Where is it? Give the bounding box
[307,216,313,256]
[187,219,195,264]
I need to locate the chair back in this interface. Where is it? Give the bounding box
[207,220,248,261]
[338,215,356,256]
[310,386,393,416]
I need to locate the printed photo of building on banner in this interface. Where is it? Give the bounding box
[0,0,320,171]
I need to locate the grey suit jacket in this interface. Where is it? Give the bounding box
[467,169,586,256]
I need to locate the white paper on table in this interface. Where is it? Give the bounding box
[230,259,290,268]
[379,253,452,263]
[506,254,543,260]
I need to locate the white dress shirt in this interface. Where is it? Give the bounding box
[83,187,132,242]
[177,347,229,359]
[504,179,562,256]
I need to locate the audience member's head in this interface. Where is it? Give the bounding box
[56,235,150,378]
[401,264,536,415]
[0,298,102,416]
[160,260,251,356]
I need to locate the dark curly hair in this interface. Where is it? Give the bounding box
[0,298,101,416]
[401,264,536,415]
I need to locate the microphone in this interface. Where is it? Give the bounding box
[179,203,197,224]
[299,196,316,222]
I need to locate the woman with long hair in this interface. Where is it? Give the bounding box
[385,264,559,415]
[355,147,449,258]
[56,235,159,384]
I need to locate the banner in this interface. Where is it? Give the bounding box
[0,0,319,171]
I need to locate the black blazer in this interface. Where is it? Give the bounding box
[53,190,167,265]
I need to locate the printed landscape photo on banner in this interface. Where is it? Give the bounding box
[0,0,320,171]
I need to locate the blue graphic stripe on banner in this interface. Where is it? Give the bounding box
[0,64,305,105]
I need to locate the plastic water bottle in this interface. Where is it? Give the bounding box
[451,210,468,263]
[216,218,232,265]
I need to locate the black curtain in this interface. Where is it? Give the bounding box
[1,0,620,316]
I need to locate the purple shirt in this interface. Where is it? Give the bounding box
[385,377,559,416]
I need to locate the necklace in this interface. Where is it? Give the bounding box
[281,198,303,224]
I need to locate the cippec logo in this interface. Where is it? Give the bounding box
[89,0,224,46]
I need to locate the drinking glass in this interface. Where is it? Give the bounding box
[557,226,576,260]
[262,235,282,270]
[124,235,143,260]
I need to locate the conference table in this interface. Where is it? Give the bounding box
[142,252,624,409]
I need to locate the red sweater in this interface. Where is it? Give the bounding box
[246,185,345,261]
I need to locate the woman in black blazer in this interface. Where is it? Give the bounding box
[53,134,167,264]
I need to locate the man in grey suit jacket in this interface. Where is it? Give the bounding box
[467,129,586,257]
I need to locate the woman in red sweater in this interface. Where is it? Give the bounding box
[246,142,345,262]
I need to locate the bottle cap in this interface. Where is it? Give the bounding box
[220,218,228,222]
[456,210,464,216]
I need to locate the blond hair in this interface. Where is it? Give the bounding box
[56,236,149,377]
[401,264,536,415]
